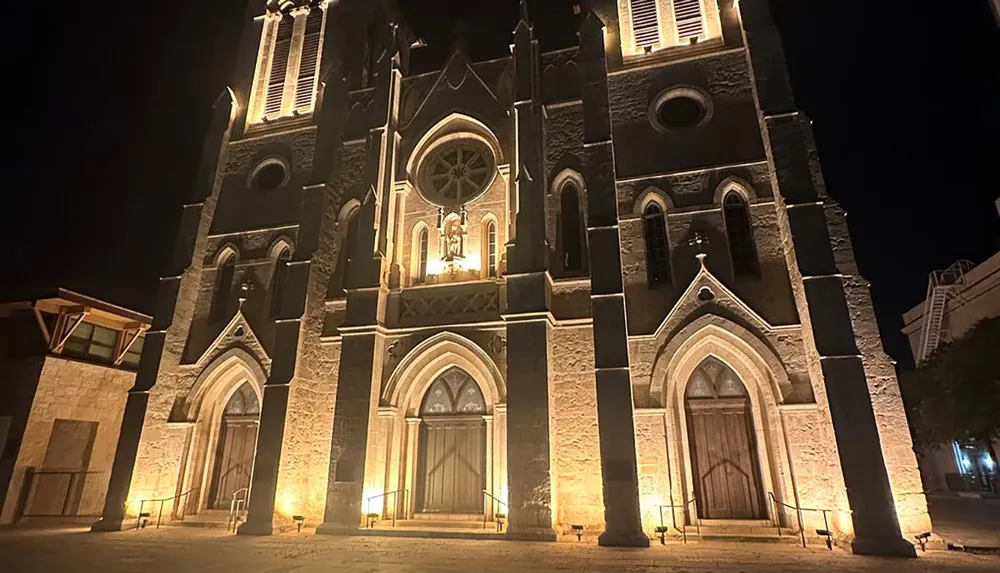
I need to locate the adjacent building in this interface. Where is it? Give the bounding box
[87,0,929,555]
[0,288,149,524]
[902,246,1000,494]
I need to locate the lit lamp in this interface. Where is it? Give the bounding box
[816,529,834,550]
[293,515,305,533]
[571,524,584,541]
[366,512,379,528]
[915,532,932,552]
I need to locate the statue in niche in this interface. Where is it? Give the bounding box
[443,218,465,261]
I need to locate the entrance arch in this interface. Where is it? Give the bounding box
[416,367,487,514]
[685,357,765,519]
[172,348,266,516]
[365,332,507,523]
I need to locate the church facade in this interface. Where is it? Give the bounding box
[93,0,930,555]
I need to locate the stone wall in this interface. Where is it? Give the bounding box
[0,356,133,524]
[548,324,604,532]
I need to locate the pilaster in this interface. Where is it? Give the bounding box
[501,3,557,542]
[578,11,648,548]
[739,0,915,557]
[317,26,398,534]
[93,90,238,532]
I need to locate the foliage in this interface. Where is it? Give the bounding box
[899,317,1000,458]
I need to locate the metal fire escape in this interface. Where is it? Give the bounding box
[918,260,974,362]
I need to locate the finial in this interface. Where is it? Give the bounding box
[688,232,710,269]
[238,281,254,310]
[519,0,530,22]
[450,20,469,55]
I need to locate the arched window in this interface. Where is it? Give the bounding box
[561,184,584,272]
[269,245,291,318]
[420,367,486,415]
[416,227,429,284]
[330,209,360,297]
[225,381,261,416]
[485,220,498,278]
[643,203,670,286]
[212,250,236,321]
[723,193,758,277]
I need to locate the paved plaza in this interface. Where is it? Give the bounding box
[1,527,997,572]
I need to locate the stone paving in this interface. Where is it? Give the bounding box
[926,494,1000,549]
[1,527,997,572]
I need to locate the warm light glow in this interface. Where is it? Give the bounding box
[277,490,298,518]
[500,484,509,507]
[362,489,384,515]
[426,253,482,277]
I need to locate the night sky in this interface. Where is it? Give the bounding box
[7,1,999,369]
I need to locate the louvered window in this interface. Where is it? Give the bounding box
[673,0,705,42]
[264,15,294,118]
[630,0,661,49]
[294,10,323,113]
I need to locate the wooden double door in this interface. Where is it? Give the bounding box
[209,417,258,509]
[417,417,485,514]
[687,398,766,520]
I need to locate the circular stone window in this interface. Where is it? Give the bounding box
[249,157,290,191]
[650,87,713,132]
[418,139,496,206]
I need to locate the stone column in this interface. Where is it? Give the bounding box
[501,4,557,542]
[93,90,237,532]
[739,0,914,557]
[403,417,420,517]
[577,11,648,548]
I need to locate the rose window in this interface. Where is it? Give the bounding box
[420,140,495,206]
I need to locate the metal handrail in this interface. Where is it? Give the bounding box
[768,492,849,548]
[482,490,508,531]
[228,488,249,533]
[364,489,408,528]
[656,498,698,543]
[135,488,198,530]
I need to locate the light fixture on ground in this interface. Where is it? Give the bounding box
[654,526,669,545]
[816,529,834,550]
[572,524,584,541]
[914,532,931,552]
[293,515,305,533]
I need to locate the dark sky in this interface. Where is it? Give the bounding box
[7,1,999,368]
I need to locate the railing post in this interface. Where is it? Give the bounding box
[796,504,806,549]
[157,500,164,529]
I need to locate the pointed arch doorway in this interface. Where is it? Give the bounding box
[416,367,487,515]
[208,382,260,509]
[685,357,766,520]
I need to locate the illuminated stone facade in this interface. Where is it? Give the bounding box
[93,0,929,556]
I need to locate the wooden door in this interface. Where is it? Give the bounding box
[210,418,258,509]
[687,398,765,519]
[418,418,485,514]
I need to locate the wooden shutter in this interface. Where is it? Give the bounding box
[630,0,660,49]
[264,16,294,117]
[294,9,323,113]
[674,0,705,41]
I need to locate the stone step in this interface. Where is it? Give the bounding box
[376,519,491,530]
[176,510,238,529]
